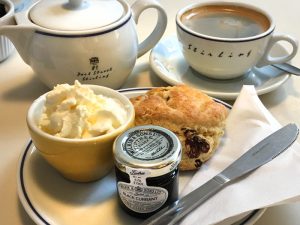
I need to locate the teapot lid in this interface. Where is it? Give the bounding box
[29,0,125,31]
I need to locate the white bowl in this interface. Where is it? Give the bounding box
[26,84,135,182]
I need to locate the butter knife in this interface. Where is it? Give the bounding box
[142,123,299,225]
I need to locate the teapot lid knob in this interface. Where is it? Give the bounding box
[68,0,83,8]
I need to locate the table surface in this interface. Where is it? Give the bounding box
[1,0,300,224]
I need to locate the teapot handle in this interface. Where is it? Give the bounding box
[131,0,167,58]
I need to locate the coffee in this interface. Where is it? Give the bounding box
[181,5,270,38]
[0,3,6,18]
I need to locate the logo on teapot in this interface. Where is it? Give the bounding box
[76,57,113,81]
[90,57,100,70]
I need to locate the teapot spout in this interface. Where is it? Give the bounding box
[0,25,35,65]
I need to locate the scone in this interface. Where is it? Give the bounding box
[130,85,228,171]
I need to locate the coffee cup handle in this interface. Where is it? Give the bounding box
[131,0,167,58]
[256,34,298,67]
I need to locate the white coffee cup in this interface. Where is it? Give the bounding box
[0,0,15,62]
[176,1,298,79]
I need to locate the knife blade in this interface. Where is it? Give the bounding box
[142,123,299,225]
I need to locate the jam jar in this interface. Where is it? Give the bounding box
[113,125,182,218]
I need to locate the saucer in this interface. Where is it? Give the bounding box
[17,88,264,225]
[149,36,290,100]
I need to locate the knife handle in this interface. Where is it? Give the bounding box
[272,63,300,76]
[142,174,230,225]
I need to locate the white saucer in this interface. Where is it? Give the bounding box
[17,88,264,225]
[149,36,290,100]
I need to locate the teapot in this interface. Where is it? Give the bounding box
[0,0,167,88]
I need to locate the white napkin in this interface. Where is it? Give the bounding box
[180,85,300,225]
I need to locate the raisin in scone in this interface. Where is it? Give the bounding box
[130,85,228,171]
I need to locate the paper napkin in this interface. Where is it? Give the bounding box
[180,85,300,225]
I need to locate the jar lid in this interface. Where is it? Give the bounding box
[113,125,182,177]
[29,0,125,31]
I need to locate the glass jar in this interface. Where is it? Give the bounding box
[113,125,182,218]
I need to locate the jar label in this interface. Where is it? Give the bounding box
[124,128,174,161]
[117,167,168,213]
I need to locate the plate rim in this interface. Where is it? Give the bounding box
[17,87,264,225]
[17,140,50,225]
[149,35,290,100]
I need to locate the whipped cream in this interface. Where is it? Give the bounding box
[39,81,127,139]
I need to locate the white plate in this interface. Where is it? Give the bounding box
[17,88,264,225]
[149,36,290,100]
